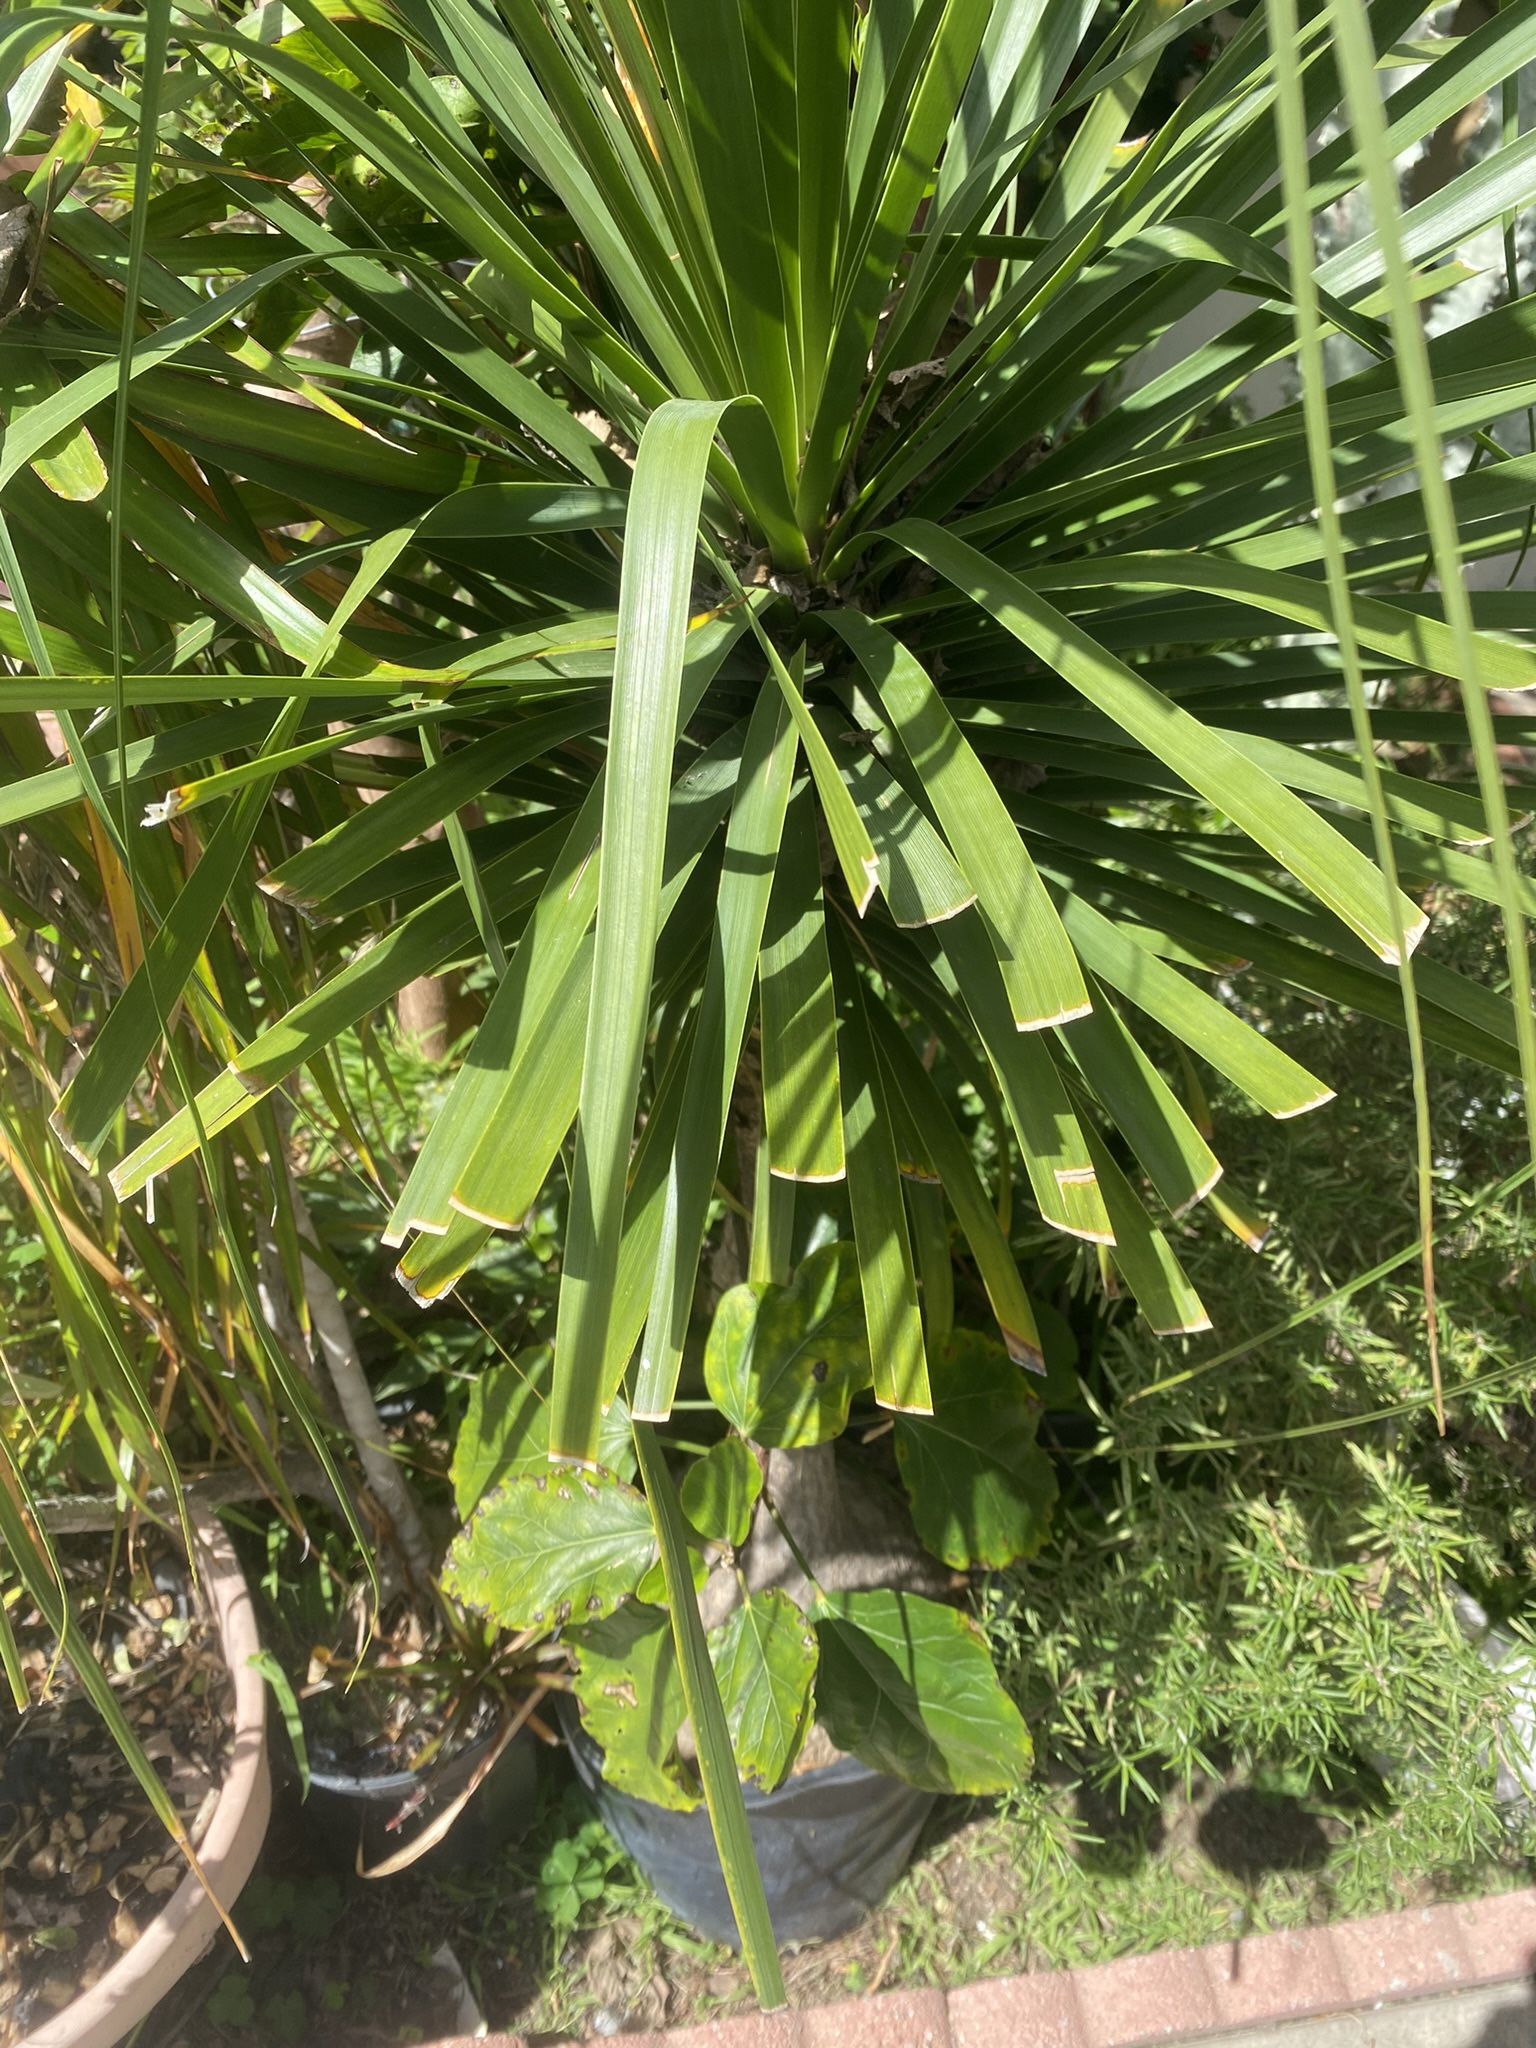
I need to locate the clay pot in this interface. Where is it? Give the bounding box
[20,1507,271,2048]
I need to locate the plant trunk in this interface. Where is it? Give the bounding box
[700,1080,947,1626]
[396,972,457,1062]
[290,1190,436,1597]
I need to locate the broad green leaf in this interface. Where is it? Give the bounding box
[442,1466,656,1630]
[894,1330,1057,1570]
[568,1602,697,1812]
[703,1241,872,1449]
[680,1436,763,1549]
[813,1588,1034,1795]
[451,1346,636,1520]
[709,1588,818,1795]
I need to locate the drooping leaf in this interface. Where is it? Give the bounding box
[757,781,845,1184]
[709,1588,818,1795]
[568,1602,697,1812]
[813,1588,1035,1795]
[894,1330,1058,1571]
[680,1436,763,1548]
[703,1242,872,1449]
[834,942,932,1415]
[633,677,797,1422]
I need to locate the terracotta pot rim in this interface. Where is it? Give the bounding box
[20,1503,271,2048]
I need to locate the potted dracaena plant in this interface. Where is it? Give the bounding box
[5,0,1536,2000]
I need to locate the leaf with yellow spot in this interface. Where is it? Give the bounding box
[442,1466,656,1631]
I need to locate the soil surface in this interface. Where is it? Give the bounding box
[0,1538,234,2044]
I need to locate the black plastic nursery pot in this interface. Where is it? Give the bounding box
[559,1700,936,1947]
[298,1715,539,1875]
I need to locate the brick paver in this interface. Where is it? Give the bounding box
[800,1987,949,2048]
[1453,1886,1536,1981]
[1328,1901,1472,2006]
[426,1882,1536,2048]
[1071,1947,1220,2045]
[948,1969,1081,2047]
[1202,1923,1350,2030]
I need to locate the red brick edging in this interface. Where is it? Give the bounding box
[429,1883,1536,2047]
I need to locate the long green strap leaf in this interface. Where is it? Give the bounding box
[1025,550,1536,699]
[832,936,932,1416]
[750,628,879,914]
[1270,0,1444,1422]
[261,702,601,913]
[1325,0,1536,1157]
[757,781,845,1183]
[1051,888,1333,1120]
[551,398,733,1467]
[633,682,797,1422]
[924,911,1114,1243]
[828,713,978,929]
[631,1422,786,2005]
[825,609,1089,1025]
[866,997,1042,1369]
[54,524,421,1167]
[1083,1126,1211,1337]
[890,520,1424,963]
[108,831,564,1196]
[383,628,747,1240]
[1061,984,1223,1217]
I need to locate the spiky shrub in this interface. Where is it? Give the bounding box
[5,0,1536,1989]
